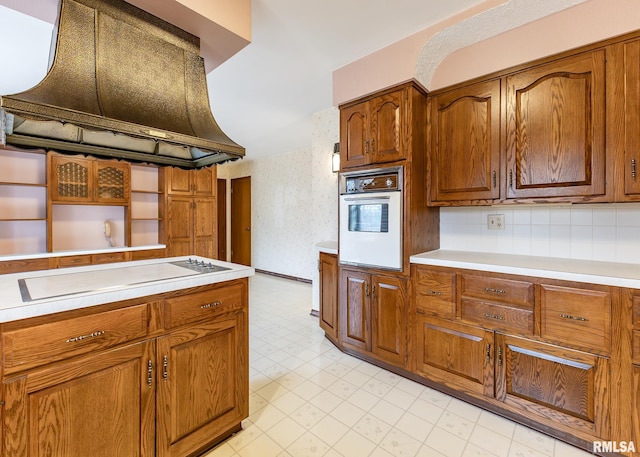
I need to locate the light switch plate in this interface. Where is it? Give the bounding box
[488,214,505,230]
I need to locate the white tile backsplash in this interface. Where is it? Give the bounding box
[440,204,640,264]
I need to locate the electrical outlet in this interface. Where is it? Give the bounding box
[488,214,505,230]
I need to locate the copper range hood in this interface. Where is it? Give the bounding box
[0,0,244,168]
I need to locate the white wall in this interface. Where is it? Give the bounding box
[440,204,640,264]
[218,107,339,281]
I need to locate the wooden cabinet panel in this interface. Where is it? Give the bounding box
[505,50,606,200]
[459,273,534,308]
[340,101,370,169]
[193,197,216,258]
[414,315,494,397]
[156,314,248,457]
[0,258,50,274]
[539,283,611,354]
[3,304,149,374]
[165,283,244,329]
[340,269,369,350]
[371,275,407,365]
[94,161,130,203]
[369,91,404,165]
[49,155,93,203]
[165,168,192,195]
[496,334,609,438]
[319,252,339,341]
[3,340,155,457]
[429,79,501,203]
[460,299,534,336]
[412,265,456,319]
[623,39,640,199]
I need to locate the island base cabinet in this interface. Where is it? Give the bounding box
[414,314,494,397]
[496,334,610,439]
[156,313,248,457]
[3,340,156,457]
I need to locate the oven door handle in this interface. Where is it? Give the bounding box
[343,196,391,202]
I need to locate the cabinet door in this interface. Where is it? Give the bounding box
[414,315,494,397]
[340,101,369,169]
[93,161,130,203]
[505,51,606,200]
[634,365,640,451]
[193,167,216,196]
[3,341,155,457]
[340,269,370,351]
[319,252,339,341]
[369,91,404,165]
[496,334,610,438]
[623,39,640,199]
[429,80,501,203]
[166,168,193,195]
[156,313,248,457]
[371,275,407,366]
[49,155,93,203]
[167,196,193,256]
[193,197,216,258]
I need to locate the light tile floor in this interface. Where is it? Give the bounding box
[204,274,595,457]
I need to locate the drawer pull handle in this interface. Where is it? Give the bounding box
[484,287,505,294]
[498,347,503,367]
[560,313,588,322]
[163,355,168,382]
[632,158,637,180]
[485,343,491,363]
[416,309,426,315]
[426,290,442,296]
[147,360,153,388]
[200,301,222,309]
[484,312,505,321]
[66,330,105,343]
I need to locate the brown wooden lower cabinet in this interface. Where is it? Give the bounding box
[340,268,407,366]
[414,314,494,397]
[496,334,610,438]
[1,279,248,457]
[318,252,338,342]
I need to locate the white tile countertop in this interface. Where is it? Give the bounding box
[410,250,640,289]
[0,256,254,323]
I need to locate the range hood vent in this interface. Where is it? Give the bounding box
[0,0,244,168]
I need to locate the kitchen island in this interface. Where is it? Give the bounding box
[0,256,254,457]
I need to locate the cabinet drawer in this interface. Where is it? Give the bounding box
[459,274,534,307]
[165,283,244,329]
[58,255,93,268]
[93,251,127,264]
[413,267,455,318]
[3,304,149,373]
[540,284,611,354]
[461,299,534,335]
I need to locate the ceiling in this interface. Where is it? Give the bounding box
[0,0,489,159]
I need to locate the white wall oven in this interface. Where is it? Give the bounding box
[339,166,403,270]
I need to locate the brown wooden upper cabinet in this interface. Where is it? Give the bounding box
[164,166,215,197]
[340,89,405,169]
[49,153,130,204]
[623,38,640,201]
[428,48,611,205]
[505,50,606,201]
[429,79,501,203]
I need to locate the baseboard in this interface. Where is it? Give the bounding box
[255,269,312,284]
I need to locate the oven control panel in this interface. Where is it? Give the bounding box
[341,167,402,194]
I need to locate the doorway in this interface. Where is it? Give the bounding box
[217,179,227,260]
[231,176,251,266]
